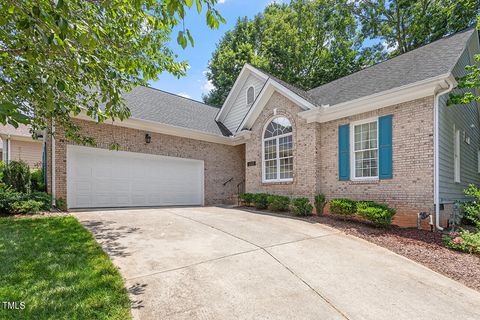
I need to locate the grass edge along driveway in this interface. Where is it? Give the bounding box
[0,216,131,320]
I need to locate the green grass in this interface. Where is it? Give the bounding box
[0,216,131,320]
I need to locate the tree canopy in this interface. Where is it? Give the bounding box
[357,0,480,55]
[203,0,383,107]
[203,0,479,107]
[0,0,224,143]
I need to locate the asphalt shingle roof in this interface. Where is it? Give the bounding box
[307,28,475,106]
[122,86,229,136]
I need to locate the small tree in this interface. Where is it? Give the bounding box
[3,161,31,193]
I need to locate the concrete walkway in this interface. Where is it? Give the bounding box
[74,207,480,320]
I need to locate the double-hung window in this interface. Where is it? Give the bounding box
[263,117,293,182]
[352,119,378,179]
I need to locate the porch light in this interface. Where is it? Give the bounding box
[145,133,152,144]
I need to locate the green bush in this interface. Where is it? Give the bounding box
[267,195,290,212]
[254,193,270,210]
[3,161,31,193]
[31,168,46,192]
[357,201,396,227]
[29,192,52,211]
[462,184,480,227]
[292,197,313,216]
[0,186,24,213]
[314,194,326,215]
[329,198,357,216]
[239,193,255,206]
[11,200,43,214]
[443,230,480,255]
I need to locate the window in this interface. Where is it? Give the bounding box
[247,86,255,105]
[352,119,378,179]
[263,117,293,181]
[454,126,461,183]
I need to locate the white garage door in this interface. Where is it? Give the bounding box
[67,145,204,209]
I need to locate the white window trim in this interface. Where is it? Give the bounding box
[454,125,461,183]
[350,117,379,181]
[246,86,255,105]
[262,123,293,183]
[477,149,480,174]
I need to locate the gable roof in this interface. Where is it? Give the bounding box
[122,86,230,136]
[307,28,476,107]
[0,124,33,138]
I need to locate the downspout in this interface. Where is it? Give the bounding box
[51,123,56,207]
[434,78,455,231]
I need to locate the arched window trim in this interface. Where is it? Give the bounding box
[262,116,294,183]
[246,86,255,105]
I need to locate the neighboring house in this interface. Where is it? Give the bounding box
[46,28,480,228]
[0,124,44,168]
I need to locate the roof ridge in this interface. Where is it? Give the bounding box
[308,27,476,94]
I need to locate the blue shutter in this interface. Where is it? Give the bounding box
[378,115,393,179]
[338,124,350,181]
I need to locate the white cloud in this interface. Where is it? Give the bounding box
[177,92,192,99]
[382,41,398,54]
[218,0,226,3]
[202,79,215,93]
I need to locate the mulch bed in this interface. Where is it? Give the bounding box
[239,207,480,292]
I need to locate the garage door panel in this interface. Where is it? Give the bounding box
[67,146,204,209]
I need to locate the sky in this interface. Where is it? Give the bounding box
[149,0,282,102]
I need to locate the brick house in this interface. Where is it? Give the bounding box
[46,29,480,228]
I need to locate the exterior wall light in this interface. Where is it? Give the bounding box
[145,133,152,144]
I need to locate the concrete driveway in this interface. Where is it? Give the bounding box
[74,207,480,320]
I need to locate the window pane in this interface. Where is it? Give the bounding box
[264,117,292,138]
[279,135,293,158]
[265,160,277,180]
[280,157,293,179]
[264,140,276,160]
[353,121,378,178]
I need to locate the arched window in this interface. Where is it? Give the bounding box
[263,117,293,181]
[246,86,255,105]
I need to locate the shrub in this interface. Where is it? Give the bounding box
[0,186,23,213]
[314,194,326,215]
[292,197,313,216]
[29,192,52,211]
[31,168,46,192]
[3,161,31,193]
[462,184,480,227]
[239,193,255,206]
[267,195,290,212]
[254,193,270,210]
[11,200,43,214]
[443,230,480,255]
[329,198,357,216]
[357,201,396,227]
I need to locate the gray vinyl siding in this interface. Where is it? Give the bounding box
[438,32,480,204]
[223,74,266,133]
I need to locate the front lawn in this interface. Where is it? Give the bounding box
[0,216,131,319]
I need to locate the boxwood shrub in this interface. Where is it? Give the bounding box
[239,193,255,206]
[357,201,396,227]
[292,197,313,216]
[254,193,270,210]
[329,198,357,216]
[267,195,290,212]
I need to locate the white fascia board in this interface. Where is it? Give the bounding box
[0,133,41,143]
[215,64,269,122]
[298,74,454,123]
[238,79,316,130]
[74,112,249,146]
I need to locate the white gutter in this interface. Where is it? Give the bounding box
[51,123,56,206]
[433,76,456,231]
